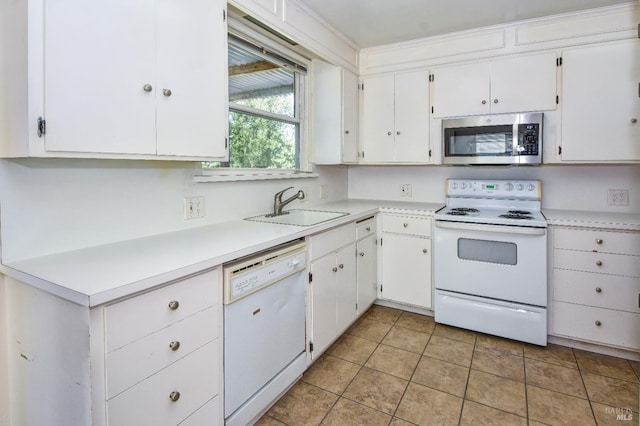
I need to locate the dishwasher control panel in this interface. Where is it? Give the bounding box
[223,241,307,304]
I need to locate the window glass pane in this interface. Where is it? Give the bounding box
[228,111,297,169]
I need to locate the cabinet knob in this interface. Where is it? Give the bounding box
[423,248,428,253]
[169,341,181,351]
[169,391,181,402]
[143,84,153,92]
[595,238,603,245]
[632,118,637,124]
[332,267,338,272]
[387,131,392,136]
[168,300,180,310]
[163,89,172,97]
[396,131,401,135]
[345,130,350,134]
[595,287,602,293]
[338,263,344,269]
[403,223,408,228]
[481,100,487,105]
[595,320,602,327]
[493,99,499,104]
[366,227,371,231]
[595,260,603,266]
[359,252,365,257]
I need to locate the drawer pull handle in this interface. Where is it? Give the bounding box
[168,300,180,310]
[169,391,181,402]
[595,287,602,293]
[169,341,181,351]
[595,261,603,266]
[338,264,344,269]
[332,267,338,272]
[595,320,602,327]
[403,223,408,228]
[423,249,428,253]
[595,238,603,245]
[359,252,365,257]
[366,227,371,231]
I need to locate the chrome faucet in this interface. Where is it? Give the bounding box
[268,187,305,216]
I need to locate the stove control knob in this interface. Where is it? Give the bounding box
[516,184,524,191]
[527,184,535,191]
[461,183,467,189]
[505,183,514,191]
[451,182,458,189]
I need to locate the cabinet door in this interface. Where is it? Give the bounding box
[342,69,359,163]
[310,255,337,357]
[431,62,490,118]
[394,70,430,162]
[44,0,156,154]
[336,244,357,334]
[156,0,228,157]
[561,40,640,162]
[491,52,557,114]
[360,75,395,162]
[356,235,377,315]
[381,234,431,308]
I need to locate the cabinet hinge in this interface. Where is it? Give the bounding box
[429,74,434,82]
[380,284,383,292]
[37,117,46,137]
[225,137,228,149]
[223,9,226,21]
[431,106,434,114]
[380,237,382,246]
[308,272,313,283]
[429,149,432,157]
[558,146,562,155]
[637,23,639,38]
[361,83,364,91]
[361,151,365,159]
[556,95,559,105]
[556,57,562,67]
[309,341,314,352]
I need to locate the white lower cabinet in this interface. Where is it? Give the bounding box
[356,217,377,315]
[380,213,432,309]
[308,222,358,360]
[551,227,640,350]
[3,268,223,426]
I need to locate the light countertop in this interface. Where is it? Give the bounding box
[543,209,640,231]
[0,199,443,307]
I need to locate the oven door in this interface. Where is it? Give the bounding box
[434,221,547,307]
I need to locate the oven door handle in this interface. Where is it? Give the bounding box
[435,221,546,236]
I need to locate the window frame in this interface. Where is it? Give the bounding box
[199,14,313,181]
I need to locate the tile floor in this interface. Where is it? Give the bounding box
[258,305,640,426]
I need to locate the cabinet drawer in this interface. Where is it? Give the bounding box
[382,214,431,237]
[309,222,356,260]
[554,228,640,255]
[554,249,640,278]
[554,269,640,313]
[356,216,376,240]
[107,340,220,426]
[553,302,640,350]
[105,269,220,352]
[106,306,219,399]
[178,396,221,426]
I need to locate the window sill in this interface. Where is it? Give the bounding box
[194,170,319,183]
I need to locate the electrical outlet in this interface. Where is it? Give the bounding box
[319,185,328,199]
[400,184,412,198]
[607,189,629,206]
[184,196,205,219]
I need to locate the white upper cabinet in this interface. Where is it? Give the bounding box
[560,39,640,162]
[1,0,228,160]
[431,52,558,118]
[361,70,430,163]
[312,60,358,164]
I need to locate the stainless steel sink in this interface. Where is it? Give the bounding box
[245,209,349,226]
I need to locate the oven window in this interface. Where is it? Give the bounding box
[445,125,513,157]
[458,238,517,265]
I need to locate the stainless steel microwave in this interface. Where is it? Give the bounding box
[442,112,543,165]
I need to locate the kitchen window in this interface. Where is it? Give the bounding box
[201,26,311,179]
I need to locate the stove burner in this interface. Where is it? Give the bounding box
[508,210,532,215]
[451,208,480,213]
[499,213,534,220]
[447,211,469,216]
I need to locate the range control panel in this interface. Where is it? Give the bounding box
[446,179,541,200]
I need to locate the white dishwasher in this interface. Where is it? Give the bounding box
[223,240,307,426]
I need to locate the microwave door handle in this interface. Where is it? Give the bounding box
[435,221,546,236]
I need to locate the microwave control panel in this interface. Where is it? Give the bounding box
[517,123,540,156]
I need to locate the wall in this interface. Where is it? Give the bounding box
[0,159,348,262]
[348,165,640,213]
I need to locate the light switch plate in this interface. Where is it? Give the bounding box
[184,196,205,219]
